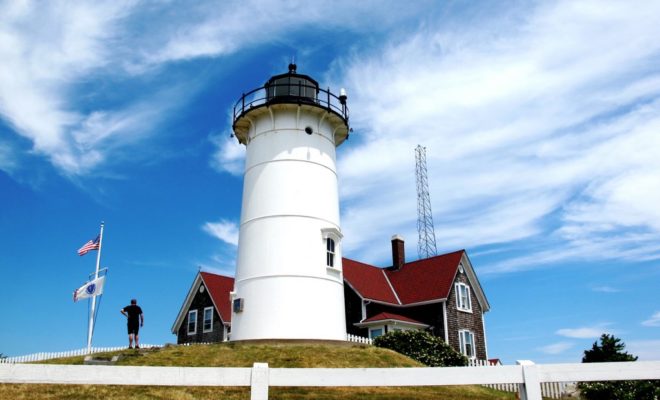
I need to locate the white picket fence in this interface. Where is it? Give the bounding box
[2,360,659,400]
[0,344,163,364]
[3,341,655,400]
[469,359,575,399]
[346,333,373,345]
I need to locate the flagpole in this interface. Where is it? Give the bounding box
[87,221,104,353]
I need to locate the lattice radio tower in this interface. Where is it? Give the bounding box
[415,145,438,259]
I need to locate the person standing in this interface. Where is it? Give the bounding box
[120,299,144,349]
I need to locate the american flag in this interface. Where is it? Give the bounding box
[77,235,100,256]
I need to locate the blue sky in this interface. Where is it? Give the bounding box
[1,1,659,364]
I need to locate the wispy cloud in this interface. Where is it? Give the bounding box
[0,1,137,176]
[4,0,660,277]
[203,220,239,246]
[626,340,660,361]
[196,251,237,277]
[556,325,613,339]
[1,1,439,180]
[334,0,660,267]
[591,285,621,293]
[131,1,413,67]
[642,311,660,327]
[210,134,244,176]
[539,341,574,355]
[0,140,17,175]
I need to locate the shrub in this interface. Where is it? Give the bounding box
[577,334,660,400]
[373,330,468,367]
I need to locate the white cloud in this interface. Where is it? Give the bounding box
[335,0,660,266]
[134,1,434,67]
[0,1,137,176]
[642,312,660,327]
[591,285,620,293]
[210,134,245,176]
[4,0,660,274]
[626,340,660,361]
[539,341,574,355]
[1,1,439,179]
[0,141,17,174]
[556,325,613,339]
[203,220,239,246]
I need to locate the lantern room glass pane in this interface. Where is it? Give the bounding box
[267,76,317,101]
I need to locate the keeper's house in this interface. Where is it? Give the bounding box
[172,272,233,344]
[172,236,490,360]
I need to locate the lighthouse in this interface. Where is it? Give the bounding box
[229,64,350,341]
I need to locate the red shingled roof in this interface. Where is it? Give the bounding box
[385,250,464,304]
[200,272,234,323]
[196,250,467,323]
[343,258,399,304]
[361,312,425,325]
[343,250,465,305]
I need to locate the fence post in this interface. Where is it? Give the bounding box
[517,360,542,400]
[250,362,269,400]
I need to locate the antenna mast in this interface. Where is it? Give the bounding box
[415,145,438,259]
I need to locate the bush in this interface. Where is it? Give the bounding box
[373,330,468,367]
[577,334,660,400]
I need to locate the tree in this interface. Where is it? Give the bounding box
[373,330,468,367]
[582,334,636,363]
[578,334,659,400]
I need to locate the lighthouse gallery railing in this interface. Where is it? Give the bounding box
[233,82,349,128]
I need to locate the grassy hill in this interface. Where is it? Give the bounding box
[1,342,516,399]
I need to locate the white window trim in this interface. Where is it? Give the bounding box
[187,309,197,335]
[203,306,213,333]
[455,282,472,313]
[458,329,476,359]
[321,228,343,270]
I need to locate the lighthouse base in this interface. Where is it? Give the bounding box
[229,275,347,342]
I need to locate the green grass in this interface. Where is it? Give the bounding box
[2,342,517,399]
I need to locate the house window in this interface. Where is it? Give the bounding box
[203,307,213,333]
[369,328,384,339]
[459,330,476,359]
[187,310,197,335]
[456,282,472,312]
[326,238,335,267]
[458,330,477,358]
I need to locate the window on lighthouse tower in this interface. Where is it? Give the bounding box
[321,227,342,269]
[326,238,335,267]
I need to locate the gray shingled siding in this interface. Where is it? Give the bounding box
[446,271,487,359]
[177,283,225,344]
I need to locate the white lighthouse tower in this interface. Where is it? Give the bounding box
[230,64,350,341]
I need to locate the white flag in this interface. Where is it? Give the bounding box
[73,276,105,302]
